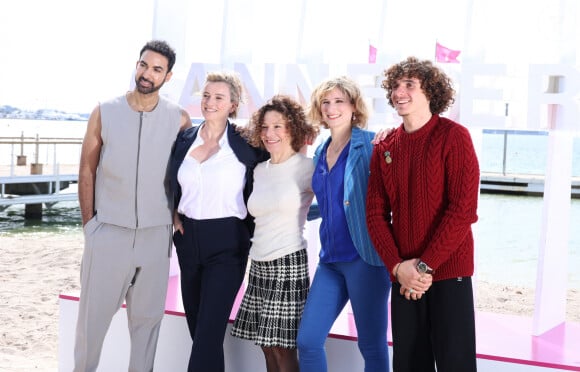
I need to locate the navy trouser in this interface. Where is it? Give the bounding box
[391,277,477,372]
[174,216,250,372]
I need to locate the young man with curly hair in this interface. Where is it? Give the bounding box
[366,56,480,371]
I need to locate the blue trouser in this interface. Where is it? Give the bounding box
[297,257,391,372]
[174,216,250,372]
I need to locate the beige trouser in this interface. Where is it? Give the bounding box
[73,216,171,372]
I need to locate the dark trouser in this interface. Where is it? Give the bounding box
[391,277,477,372]
[173,216,250,372]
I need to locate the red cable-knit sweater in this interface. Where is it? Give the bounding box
[366,115,480,282]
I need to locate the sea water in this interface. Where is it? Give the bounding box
[1,119,579,289]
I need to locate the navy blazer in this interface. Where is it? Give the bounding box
[169,121,269,235]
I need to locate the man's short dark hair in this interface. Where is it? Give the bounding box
[140,40,177,72]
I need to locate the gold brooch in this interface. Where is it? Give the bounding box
[384,151,392,164]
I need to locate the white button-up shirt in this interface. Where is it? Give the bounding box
[177,126,247,220]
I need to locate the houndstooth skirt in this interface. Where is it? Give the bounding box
[231,249,309,348]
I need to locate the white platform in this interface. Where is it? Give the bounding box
[59,285,580,371]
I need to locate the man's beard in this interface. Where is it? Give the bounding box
[136,77,163,94]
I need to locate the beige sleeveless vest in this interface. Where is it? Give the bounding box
[95,95,182,228]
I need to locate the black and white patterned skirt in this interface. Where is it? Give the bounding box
[231,249,309,348]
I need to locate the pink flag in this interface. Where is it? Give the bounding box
[368,44,377,64]
[435,42,460,63]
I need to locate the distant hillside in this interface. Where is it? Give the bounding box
[0,105,89,121]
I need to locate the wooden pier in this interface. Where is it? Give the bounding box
[0,136,81,218]
[0,167,79,218]
[480,173,580,198]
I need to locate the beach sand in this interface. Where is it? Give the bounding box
[0,232,578,372]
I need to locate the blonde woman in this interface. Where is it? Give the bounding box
[296,76,391,372]
[169,71,269,371]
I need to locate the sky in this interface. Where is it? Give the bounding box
[0,0,153,113]
[0,0,577,115]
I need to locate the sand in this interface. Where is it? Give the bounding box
[0,233,82,371]
[0,232,578,372]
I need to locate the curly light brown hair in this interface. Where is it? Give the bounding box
[246,95,319,152]
[307,76,369,129]
[381,56,455,115]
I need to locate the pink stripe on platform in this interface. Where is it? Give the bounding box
[59,293,80,302]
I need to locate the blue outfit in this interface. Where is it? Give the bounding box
[297,127,391,372]
[314,143,359,263]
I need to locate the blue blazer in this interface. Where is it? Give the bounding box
[314,127,385,267]
[169,121,269,235]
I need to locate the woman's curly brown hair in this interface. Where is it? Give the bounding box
[381,56,455,115]
[245,94,319,152]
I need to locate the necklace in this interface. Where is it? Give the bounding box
[329,136,350,154]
